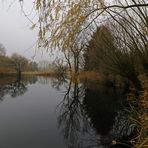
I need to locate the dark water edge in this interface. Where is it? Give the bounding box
[0,75,134,148]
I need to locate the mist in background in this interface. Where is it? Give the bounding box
[0,0,50,62]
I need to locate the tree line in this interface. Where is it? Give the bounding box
[0,44,38,77]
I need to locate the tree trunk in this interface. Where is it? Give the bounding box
[74,53,79,75]
[17,70,21,81]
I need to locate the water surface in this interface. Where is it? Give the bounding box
[0,76,133,148]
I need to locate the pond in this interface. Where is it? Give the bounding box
[0,75,134,148]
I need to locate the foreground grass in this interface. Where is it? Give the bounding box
[134,75,148,148]
[128,75,148,148]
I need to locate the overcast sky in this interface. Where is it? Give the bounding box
[0,0,50,62]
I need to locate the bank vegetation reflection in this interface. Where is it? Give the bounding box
[0,76,37,101]
[53,77,135,148]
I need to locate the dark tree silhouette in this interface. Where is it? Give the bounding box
[11,53,28,79]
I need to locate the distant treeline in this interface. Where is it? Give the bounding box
[0,44,38,75]
[0,44,63,76]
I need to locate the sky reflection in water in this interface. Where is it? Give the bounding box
[0,76,134,148]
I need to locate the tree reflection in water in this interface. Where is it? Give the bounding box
[56,78,92,148]
[54,77,135,148]
[83,82,135,148]
[51,75,68,91]
[0,76,37,101]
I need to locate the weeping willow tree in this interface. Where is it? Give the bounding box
[31,0,107,74]
[33,0,104,49]
[31,0,147,71]
[18,0,148,76]
[32,0,148,49]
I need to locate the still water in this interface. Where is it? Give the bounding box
[0,76,134,148]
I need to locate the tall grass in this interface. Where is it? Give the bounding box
[128,75,148,148]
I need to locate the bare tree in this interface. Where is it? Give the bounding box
[11,53,28,79]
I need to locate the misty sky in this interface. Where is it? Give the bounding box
[0,0,50,62]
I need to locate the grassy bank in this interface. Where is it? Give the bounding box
[129,75,148,148]
[78,71,100,81]
[0,70,58,77]
[22,70,59,77]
